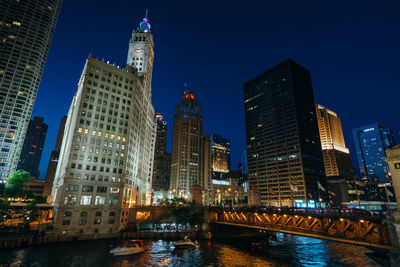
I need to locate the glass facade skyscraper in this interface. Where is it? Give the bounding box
[244,59,326,206]
[352,123,395,182]
[211,134,230,179]
[0,0,62,181]
[17,116,48,178]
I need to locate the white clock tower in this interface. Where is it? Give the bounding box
[126,12,154,82]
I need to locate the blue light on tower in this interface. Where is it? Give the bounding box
[140,10,150,32]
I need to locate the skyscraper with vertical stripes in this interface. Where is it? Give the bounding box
[0,0,62,181]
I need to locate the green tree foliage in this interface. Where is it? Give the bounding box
[5,171,30,198]
[160,198,204,227]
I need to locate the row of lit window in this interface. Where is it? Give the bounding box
[77,128,126,142]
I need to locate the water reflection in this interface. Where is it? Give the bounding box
[0,234,380,267]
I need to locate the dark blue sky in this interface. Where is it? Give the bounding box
[34,1,400,178]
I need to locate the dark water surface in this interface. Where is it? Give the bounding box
[0,233,379,266]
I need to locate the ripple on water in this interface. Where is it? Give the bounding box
[0,235,382,267]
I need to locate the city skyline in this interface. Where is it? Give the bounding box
[29,1,400,178]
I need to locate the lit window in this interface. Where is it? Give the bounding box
[92,130,96,136]
[84,129,89,134]
[110,187,120,193]
[80,195,92,205]
[78,128,83,133]
[95,196,106,205]
[98,132,102,137]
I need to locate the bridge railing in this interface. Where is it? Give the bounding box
[208,206,386,223]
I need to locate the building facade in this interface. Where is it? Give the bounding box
[315,104,353,178]
[211,134,230,180]
[43,116,67,197]
[315,104,353,206]
[352,123,395,182]
[0,0,62,181]
[152,113,171,194]
[51,16,155,237]
[17,116,48,177]
[244,59,326,206]
[170,91,203,198]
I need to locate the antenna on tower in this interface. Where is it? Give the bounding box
[145,9,148,19]
[184,82,188,91]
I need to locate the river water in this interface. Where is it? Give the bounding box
[0,233,381,266]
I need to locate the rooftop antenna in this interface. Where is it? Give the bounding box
[184,82,188,92]
[145,9,148,18]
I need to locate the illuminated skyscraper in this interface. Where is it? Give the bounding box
[315,104,353,178]
[170,90,203,197]
[211,134,230,179]
[244,59,326,206]
[315,104,353,205]
[51,15,155,237]
[0,0,62,181]
[17,117,48,177]
[352,123,395,182]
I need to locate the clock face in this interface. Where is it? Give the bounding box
[135,46,144,55]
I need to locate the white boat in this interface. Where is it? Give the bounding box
[110,240,145,256]
[173,236,196,248]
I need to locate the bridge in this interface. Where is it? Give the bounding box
[208,207,390,249]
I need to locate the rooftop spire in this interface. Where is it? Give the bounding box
[139,9,151,32]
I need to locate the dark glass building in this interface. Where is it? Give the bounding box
[244,59,326,206]
[0,0,62,181]
[152,113,171,192]
[43,115,66,196]
[17,116,48,177]
[352,123,395,182]
[211,134,231,179]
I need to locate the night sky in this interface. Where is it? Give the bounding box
[33,1,400,178]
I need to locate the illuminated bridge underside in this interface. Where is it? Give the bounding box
[209,211,390,249]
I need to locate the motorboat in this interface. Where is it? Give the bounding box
[110,240,145,256]
[173,236,196,248]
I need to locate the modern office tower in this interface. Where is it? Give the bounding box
[152,113,171,192]
[315,105,353,177]
[315,104,353,205]
[154,113,167,157]
[170,91,203,198]
[43,116,67,197]
[211,134,231,179]
[244,59,326,207]
[0,0,62,181]
[17,117,48,177]
[202,135,213,205]
[51,15,155,237]
[352,123,395,182]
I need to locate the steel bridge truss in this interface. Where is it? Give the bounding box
[209,210,390,249]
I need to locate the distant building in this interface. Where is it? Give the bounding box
[0,0,62,181]
[211,134,230,179]
[152,113,171,193]
[352,123,395,182]
[170,91,203,198]
[43,116,67,197]
[201,135,213,205]
[27,176,45,196]
[244,59,326,207]
[17,117,48,177]
[315,104,353,206]
[51,15,156,237]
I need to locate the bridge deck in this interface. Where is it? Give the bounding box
[209,208,390,250]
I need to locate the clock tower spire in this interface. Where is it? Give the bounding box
[126,11,154,79]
